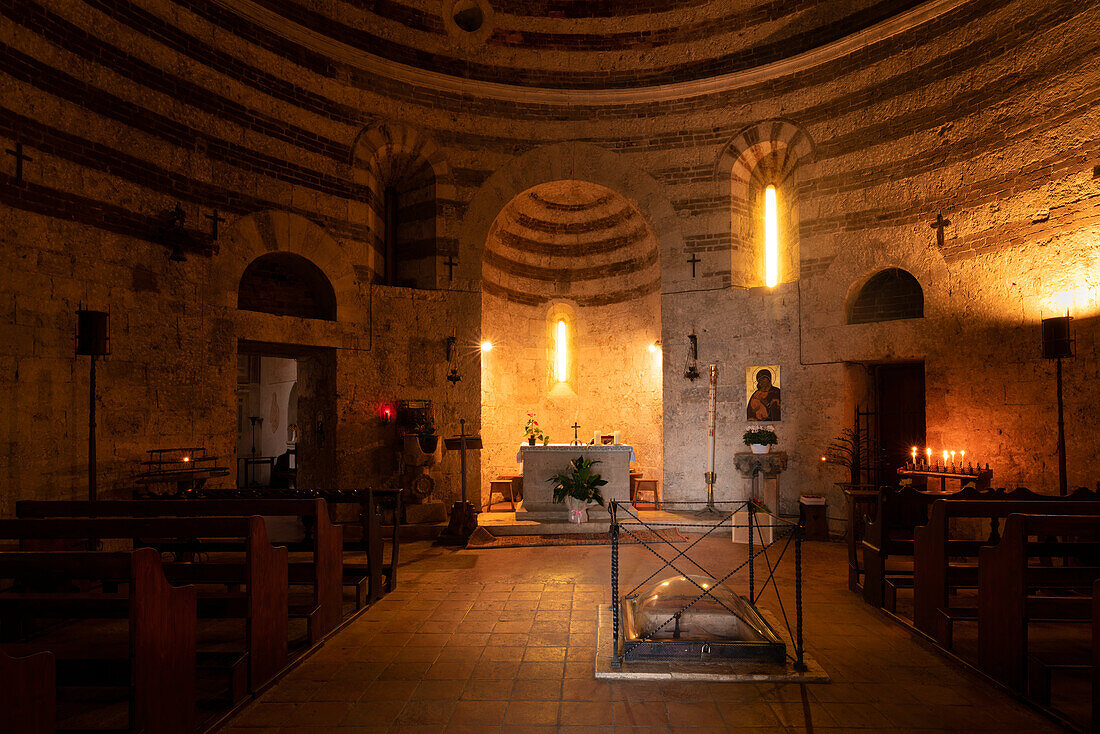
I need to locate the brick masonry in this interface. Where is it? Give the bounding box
[0,0,1097,519]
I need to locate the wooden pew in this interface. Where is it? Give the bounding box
[860,485,1073,609]
[978,514,1100,693]
[0,646,54,734]
[17,498,342,641]
[1025,578,1100,729]
[861,484,989,608]
[0,516,287,692]
[912,493,1100,644]
[844,486,877,593]
[0,548,195,734]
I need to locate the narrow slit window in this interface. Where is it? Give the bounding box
[555,319,569,382]
[764,184,778,288]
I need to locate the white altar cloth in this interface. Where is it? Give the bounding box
[515,444,634,523]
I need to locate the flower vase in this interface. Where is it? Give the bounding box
[528,436,536,446]
[564,496,588,524]
[750,443,770,454]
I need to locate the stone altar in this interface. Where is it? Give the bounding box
[731,451,788,544]
[516,444,634,524]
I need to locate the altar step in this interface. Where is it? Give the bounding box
[476,509,730,536]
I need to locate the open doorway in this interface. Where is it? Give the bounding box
[873,362,926,485]
[236,341,336,491]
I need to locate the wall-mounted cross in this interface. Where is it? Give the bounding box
[5,142,32,182]
[686,253,701,278]
[444,255,458,281]
[930,213,951,248]
[205,209,226,240]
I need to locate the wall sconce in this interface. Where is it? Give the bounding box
[648,340,661,353]
[379,403,395,423]
[684,331,700,381]
[481,341,493,353]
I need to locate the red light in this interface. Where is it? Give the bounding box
[379,404,394,423]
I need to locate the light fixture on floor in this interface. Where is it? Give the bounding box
[76,307,110,500]
[1041,312,1074,495]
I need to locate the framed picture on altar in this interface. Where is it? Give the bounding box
[600,435,615,445]
[746,365,781,421]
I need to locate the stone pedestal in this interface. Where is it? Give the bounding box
[731,451,788,544]
[515,444,633,524]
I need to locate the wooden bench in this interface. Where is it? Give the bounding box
[843,486,877,593]
[17,498,343,640]
[0,646,54,734]
[861,485,1063,609]
[978,513,1100,693]
[0,515,287,693]
[862,485,990,608]
[912,493,1100,645]
[1024,578,1099,728]
[0,547,195,734]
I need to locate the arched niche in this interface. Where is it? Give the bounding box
[847,268,924,324]
[238,252,337,321]
[715,119,814,289]
[351,122,456,289]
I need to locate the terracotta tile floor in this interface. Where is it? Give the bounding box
[223,537,1063,733]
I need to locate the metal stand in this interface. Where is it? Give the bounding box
[695,471,721,515]
[1056,356,1067,496]
[88,355,97,501]
[441,419,482,544]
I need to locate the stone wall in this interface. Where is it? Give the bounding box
[1,0,1097,525]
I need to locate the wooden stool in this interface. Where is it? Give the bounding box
[488,480,518,511]
[629,471,643,501]
[633,479,659,509]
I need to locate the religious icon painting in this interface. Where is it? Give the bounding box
[746,365,781,422]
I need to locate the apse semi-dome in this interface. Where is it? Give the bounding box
[481,181,660,307]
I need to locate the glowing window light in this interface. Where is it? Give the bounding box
[555,319,568,382]
[764,184,779,288]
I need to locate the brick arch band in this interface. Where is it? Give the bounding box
[213,210,359,320]
[461,142,682,288]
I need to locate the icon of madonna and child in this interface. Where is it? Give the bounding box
[746,366,781,422]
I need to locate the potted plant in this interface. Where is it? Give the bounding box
[743,426,778,454]
[549,455,607,524]
[414,416,438,454]
[524,415,549,446]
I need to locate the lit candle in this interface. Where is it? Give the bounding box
[911,447,917,466]
[942,450,949,468]
[950,450,956,467]
[925,448,932,466]
[960,450,966,464]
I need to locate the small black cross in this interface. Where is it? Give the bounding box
[571,422,581,444]
[5,142,32,182]
[444,255,458,281]
[930,213,951,248]
[686,253,701,278]
[205,209,226,240]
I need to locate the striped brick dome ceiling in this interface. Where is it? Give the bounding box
[482,181,660,307]
[219,0,928,90]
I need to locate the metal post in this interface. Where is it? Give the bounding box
[747,502,754,603]
[795,527,806,671]
[610,500,621,668]
[1056,357,1067,496]
[88,355,97,501]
